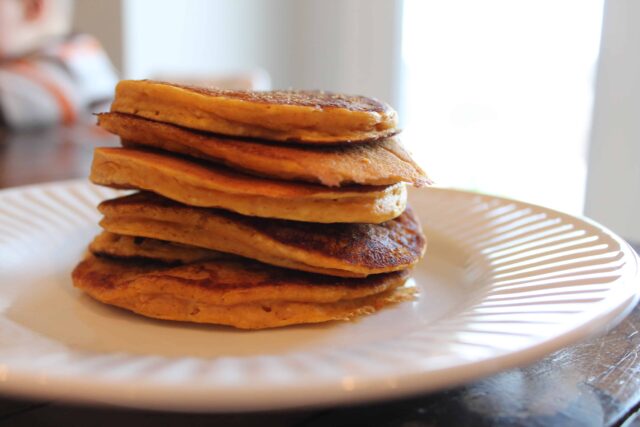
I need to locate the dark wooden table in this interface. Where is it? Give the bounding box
[1,123,639,427]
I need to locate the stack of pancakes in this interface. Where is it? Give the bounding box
[72,80,430,329]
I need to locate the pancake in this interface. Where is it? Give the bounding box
[89,231,228,264]
[110,80,398,144]
[73,254,413,329]
[90,147,407,223]
[97,112,430,187]
[98,192,427,278]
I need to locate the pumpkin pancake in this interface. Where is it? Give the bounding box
[90,147,406,224]
[72,254,415,329]
[93,226,356,278]
[111,80,398,144]
[89,231,229,264]
[98,192,427,278]
[97,112,429,187]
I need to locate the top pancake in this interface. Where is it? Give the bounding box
[98,112,429,187]
[110,80,399,144]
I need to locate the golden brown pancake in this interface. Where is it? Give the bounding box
[72,254,414,329]
[98,192,427,278]
[97,112,430,187]
[111,80,398,144]
[90,147,407,224]
[89,231,228,264]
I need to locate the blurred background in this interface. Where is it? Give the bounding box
[1,0,638,242]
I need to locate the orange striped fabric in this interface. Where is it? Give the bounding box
[0,34,118,129]
[10,60,77,125]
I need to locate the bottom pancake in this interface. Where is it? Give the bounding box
[72,254,414,329]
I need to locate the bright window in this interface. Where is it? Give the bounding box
[402,0,603,214]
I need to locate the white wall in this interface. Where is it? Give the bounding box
[585,0,640,242]
[123,0,294,86]
[121,0,402,107]
[288,0,403,108]
[73,0,123,72]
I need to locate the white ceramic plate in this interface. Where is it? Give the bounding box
[0,180,637,412]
